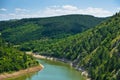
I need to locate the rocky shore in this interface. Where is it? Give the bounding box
[26,52,91,80]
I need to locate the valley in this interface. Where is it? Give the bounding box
[0,13,120,80]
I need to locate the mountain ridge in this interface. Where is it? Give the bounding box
[0,14,106,44]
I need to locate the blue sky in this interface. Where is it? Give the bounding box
[0,0,120,20]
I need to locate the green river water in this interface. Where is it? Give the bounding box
[7,59,85,80]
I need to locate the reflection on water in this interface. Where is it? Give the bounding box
[8,59,85,80]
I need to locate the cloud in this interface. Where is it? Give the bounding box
[82,7,112,17]
[117,7,120,10]
[62,5,78,11]
[9,13,16,16]
[0,8,7,11]
[0,8,30,20]
[40,5,113,17]
[15,8,30,13]
[0,5,114,20]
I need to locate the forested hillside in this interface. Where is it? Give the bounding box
[20,13,120,80]
[0,15,106,44]
[0,37,39,73]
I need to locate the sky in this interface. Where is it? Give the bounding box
[0,0,120,20]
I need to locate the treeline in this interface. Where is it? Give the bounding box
[0,37,39,73]
[20,13,120,80]
[0,14,106,44]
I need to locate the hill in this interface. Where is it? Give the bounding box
[20,13,120,80]
[0,14,106,44]
[0,37,39,73]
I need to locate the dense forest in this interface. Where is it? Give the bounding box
[0,13,120,80]
[0,14,106,44]
[0,37,39,73]
[19,13,120,80]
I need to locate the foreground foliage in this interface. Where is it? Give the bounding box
[0,38,39,73]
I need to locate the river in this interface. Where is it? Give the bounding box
[7,59,85,80]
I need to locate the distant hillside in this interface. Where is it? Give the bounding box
[0,14,106,44]
[20,13,120,80]
[0,37,39,73]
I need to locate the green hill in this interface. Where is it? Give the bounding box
[0,14,106,44]
[20,13,120,80]
[0,37,39,73]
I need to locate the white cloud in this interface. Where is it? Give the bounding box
[81,7,112,17]
[0,8,7,11]
[40,5,113,17]
[0,5,114,20]
[9,13,16,16]
[15,8,30,13]
[62,5,78,11]
[117,7,120,10]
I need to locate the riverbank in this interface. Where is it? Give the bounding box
[0,65,44,80]
[26,52,73,67]
[26,52,91,80]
